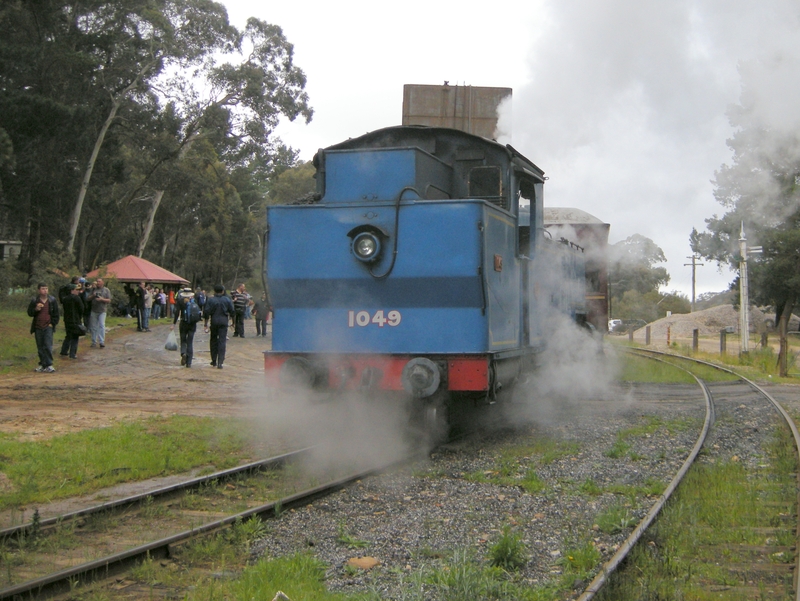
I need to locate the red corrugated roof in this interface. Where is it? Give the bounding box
[86,255,189,284]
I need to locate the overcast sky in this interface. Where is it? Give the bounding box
[223,0,800,298]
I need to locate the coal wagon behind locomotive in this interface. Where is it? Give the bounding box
[263,125,587,412]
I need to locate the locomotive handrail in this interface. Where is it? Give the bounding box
[261,222,272,312]
[367,186,418,280]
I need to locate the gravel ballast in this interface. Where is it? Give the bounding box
[251,382,708,599]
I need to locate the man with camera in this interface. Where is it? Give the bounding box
[60,283,86,359]
[88,279,112,348]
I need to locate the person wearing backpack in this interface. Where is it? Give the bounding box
[171,287,201,368]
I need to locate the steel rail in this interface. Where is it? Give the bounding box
[0,460,397,600]
[576,349,714,601]
[0,447,316,543]
[616,346,800,600]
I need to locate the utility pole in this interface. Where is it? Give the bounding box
[684,254,704,312]
[738,223,762,354]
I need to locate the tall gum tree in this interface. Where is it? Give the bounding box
[692,59,800,376]
[135,17,312,256]
[65,0,236,255]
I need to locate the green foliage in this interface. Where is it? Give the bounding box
[559,541,601,579]
[692,67,800,375]
[519,469,546,494]
[0,0,312,285]
[0,259,26,298]
[268,160,317,204]
[229,516,267,553]
[27,246,77,295]
[579,478,603,496]
[336,522,369,549]
[488,525,528,570]
[222,553,345,601]
[595,504,638,534]
[609,234,670,297]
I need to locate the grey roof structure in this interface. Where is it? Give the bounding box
[544,207,607,225]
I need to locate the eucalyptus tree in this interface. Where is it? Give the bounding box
[691,61,800,375]
[134,16,313,257]
[64,0,243,255]
[608,234,670,296]
[0,0,311,273]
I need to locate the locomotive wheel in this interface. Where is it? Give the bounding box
[408,397,449,447]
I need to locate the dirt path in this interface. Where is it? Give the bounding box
[0,321,272,441]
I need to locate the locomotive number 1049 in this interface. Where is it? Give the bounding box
[347,310,402,328]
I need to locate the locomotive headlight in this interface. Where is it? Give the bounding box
[352,232,381,263]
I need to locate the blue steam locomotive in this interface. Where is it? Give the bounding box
[263,126,587,410]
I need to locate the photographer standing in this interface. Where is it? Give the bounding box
[89,279,112,348]
[28,283,60,373]
[60,283,85,359]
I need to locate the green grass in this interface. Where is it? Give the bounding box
[604,415,697,463]
[488,525,528,570]
[0,309,140,375]
[597,426,797,600]
[336,522,370,549]
[462,437,581,494]
[559,541,602,581]
[613,337,800,381]
[617,353,697,383]
[594,503,638,534]
[0,416,259,508]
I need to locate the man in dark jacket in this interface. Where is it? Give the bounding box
[60,283,86,359]
[172,288,198,368]
[28,283,60,373]
[253,293,270,337]
[203,284,235,369]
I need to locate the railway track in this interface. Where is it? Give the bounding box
[4,351,796,600]
[0,446,402,600]
[582,348,800,600]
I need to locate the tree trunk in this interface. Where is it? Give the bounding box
[135,132,199,257]
[778,300,793,377]
[66,63,156,254]
[137,190,165,257]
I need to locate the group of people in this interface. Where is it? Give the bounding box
[169,283,271,369]
[123,282,177,331]
[29,277,271,373]
[27,276,112,372]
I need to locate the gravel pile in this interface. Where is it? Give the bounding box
[250,383,707,600]
[628,304,800,343]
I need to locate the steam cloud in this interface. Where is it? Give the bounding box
[506,0,800,294]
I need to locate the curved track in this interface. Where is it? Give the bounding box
[579,347,800,601]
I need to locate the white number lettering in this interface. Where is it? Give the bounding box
[347,310,402,327]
